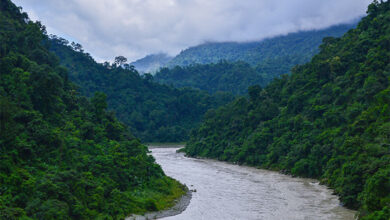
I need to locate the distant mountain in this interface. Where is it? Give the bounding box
[155,22,358,95]
[130,53,173,73]
[183,1,390,218]
[168,21,358,80]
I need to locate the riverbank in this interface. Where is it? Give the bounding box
[147,147,356,219]
[126,187,192,220]
[146,143,185,148]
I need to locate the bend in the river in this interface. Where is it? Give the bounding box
[149,146,356,220]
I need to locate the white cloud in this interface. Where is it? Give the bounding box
[13,0,372,62]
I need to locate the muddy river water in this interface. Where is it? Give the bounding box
[150,147,356,220]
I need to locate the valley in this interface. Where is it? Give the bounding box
[1,0,389,219]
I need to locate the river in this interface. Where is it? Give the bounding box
[150,146,356,220]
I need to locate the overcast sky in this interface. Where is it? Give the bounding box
[13,0,372,62]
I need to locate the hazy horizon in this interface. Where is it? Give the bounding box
[14,0,372,63]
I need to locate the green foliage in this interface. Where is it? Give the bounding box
[154,61,265,95]
[184,1,390,218]
[154,23,356,96]
[168,22,357,82]
[49,37,233,142]
[0,1,185,218]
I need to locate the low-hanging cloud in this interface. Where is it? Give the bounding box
[13,0,372,62]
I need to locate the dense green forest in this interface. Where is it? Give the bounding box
[183,1,390,219]
[154,23,356,96]
[154,61,265,95]
[49,39,233,142]
[168,22,356,81]
[130,53,173,74]
[0,1,187,219]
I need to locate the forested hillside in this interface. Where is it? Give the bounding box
[154,61,264,94]
[154,23,356,96]
[0,1,186,219]
[184,1,390,219]
[169,22,357,81]
[49,39,233,142]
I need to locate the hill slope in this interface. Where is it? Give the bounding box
[183,1,390,218]
[154,22,357,96]
[169,22,357,80]
[154,61,265,95]
[49,38,233,142]
[0,1,186,219]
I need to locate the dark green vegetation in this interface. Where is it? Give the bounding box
[130,53,173,74]
[0,1,186,219]
[49,38,233,143]
[184,1,390,219]
[155,23,356,96]
[155,61,265,95]
[168,22,356,81]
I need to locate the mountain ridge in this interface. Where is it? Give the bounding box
[168,21,358,69]
[152,21,358,96]
[183,1,390,218]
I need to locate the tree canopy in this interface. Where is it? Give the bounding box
[183,1,390,218]
[154,61,265,95]
[114,56,127,66]
[0,1,186,218]
[49,36,233,142]
[168,22,357,82]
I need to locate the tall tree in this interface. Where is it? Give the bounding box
[114,55,127,66]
